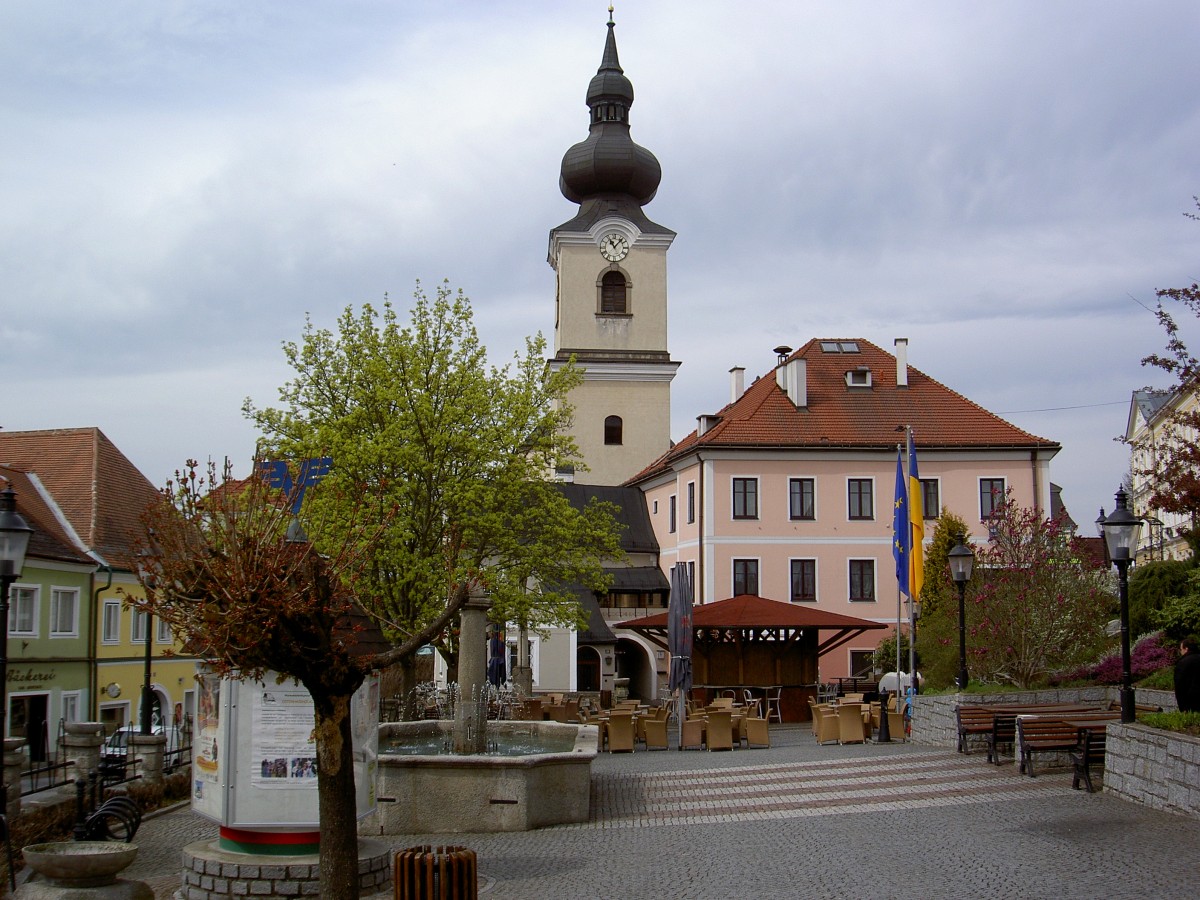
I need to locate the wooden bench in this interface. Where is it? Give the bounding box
[1070,729,1106,793]
[956,705,995,754]
[1107,700,1163,716]
[1018,717,1086,777]
[987,713,1019,765]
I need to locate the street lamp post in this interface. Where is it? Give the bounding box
[948,537,975,691]
[1100,487,1143,724]
[0,488,34,815]
[141,606,154,736]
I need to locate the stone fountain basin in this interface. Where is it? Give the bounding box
[375,720,597,833]
[23,841,138,880]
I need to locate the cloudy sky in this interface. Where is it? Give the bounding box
[3,1,1198,524]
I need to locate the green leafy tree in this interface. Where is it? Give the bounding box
[961,496,1112,688]
[129,460,384,899]
[1129,558,1194,637]
[917,510,971,620]
[244,281,622,704]
[1153,569,1200,640]
[914,512,973,689]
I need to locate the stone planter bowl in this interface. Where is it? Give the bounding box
[22,841,138,884]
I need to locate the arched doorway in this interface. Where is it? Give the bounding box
[614,638,655,701]
[576,647,602,692]
[137,687,167,731]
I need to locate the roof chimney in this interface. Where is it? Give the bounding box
[787,358,807,407]
[774,346,793,394]
[894,338,909,388]
[729,366,745,404]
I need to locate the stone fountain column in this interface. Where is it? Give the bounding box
[453,586,491,755]
[130,733,166,784]
[63,723,105,782]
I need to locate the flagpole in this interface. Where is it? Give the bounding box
[907,426,919,697]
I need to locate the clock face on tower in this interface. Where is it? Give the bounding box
[599,231,630,262]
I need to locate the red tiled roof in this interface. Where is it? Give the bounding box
[0,466,93,566]
[0,428,160,565]
[621,593,886,632]
[628,338,1058,484]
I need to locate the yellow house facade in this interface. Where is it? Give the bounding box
[94,569,200,735]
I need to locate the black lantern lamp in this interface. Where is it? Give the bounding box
[1101,487,1142,723]
[947,538,975,691]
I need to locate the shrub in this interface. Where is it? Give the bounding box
[1142,710,1200,736]
[1062,631,1176,684]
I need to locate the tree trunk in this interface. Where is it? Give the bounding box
[314,692,360,900]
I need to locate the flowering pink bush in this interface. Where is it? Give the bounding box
[1078,632,1175,684]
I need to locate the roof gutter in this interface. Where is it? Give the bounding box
[90,564,112,720]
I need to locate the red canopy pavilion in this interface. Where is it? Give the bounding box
[621,594,886,721]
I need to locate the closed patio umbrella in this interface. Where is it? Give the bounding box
[668,565,694,747]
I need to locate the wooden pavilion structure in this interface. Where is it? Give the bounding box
[621,594,886,721]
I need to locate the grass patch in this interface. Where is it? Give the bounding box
[1142,711,1200,737]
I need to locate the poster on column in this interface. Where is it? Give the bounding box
[192,673,223,820]
[252,686,318,788]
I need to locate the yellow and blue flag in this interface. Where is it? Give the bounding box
[908,432,924,601]
[892,446,909,597]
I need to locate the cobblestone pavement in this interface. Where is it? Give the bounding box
[125,726,1200,898]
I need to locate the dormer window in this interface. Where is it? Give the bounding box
[846,367,872,388]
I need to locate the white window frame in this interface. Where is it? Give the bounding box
[157,616,173,644]
[61,691,82,724]
[131,609,149,644]
[8,585,39,637]
[102,600,122,644]
[50,587,80,638]
[789,476,817,521]
[732,557,760,596]
[980,476,1007,520]
[847,477,875,521]
[920,477,941,520]
[789,557,818,602]
[848,557,877,602]
[732,476,759,520]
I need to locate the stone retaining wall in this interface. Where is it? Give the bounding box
[908,686,1177,747]
[1105,723,1200,819]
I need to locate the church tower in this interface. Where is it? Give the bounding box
[548,14,679,486]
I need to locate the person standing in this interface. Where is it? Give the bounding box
[1175,636,1200,713]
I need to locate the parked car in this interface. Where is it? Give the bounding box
[99,724,183,777]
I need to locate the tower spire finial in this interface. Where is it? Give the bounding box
[608,5,615,26]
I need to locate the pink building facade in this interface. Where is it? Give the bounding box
[626,338,1060,681]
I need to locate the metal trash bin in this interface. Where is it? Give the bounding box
[395,845,478,900]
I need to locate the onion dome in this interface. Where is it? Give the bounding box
[559,17,662,206]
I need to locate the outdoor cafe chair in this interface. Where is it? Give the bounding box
[744,716,770,749]
[743,689,762,717]
[706,710,735,751]
[643,716,670,751]
[607,711,635,753]
[765,686,783,723]
[837,704,866,745]
[813,705,839,745]
[681,715,706,750]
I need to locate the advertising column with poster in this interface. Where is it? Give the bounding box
[191,669,379,853]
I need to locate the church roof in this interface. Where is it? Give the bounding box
[557,16,663,210]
